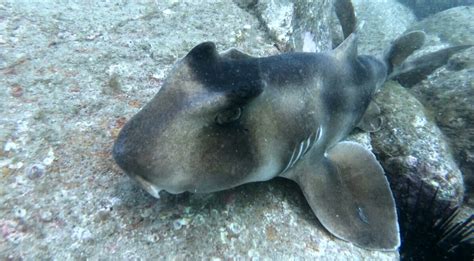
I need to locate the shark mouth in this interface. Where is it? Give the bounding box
[134,175,163,198]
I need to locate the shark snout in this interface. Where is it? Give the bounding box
[111,134,129,170]
[112,116,194,195]
[113,138,166,198]
[112,114,158,177]
[112,130,140,175]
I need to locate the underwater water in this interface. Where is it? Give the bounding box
[0,0,472,259]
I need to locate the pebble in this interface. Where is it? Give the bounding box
[96,209,110,221]
[13,207,26,218]
[172,218,189,230]
[10,84,23,97]
[42,148,55,165]
[26,163,46,179]
[219,227,227,244]
[4,140,18,152]
[140,208,152,218]
[227,222,242,235]
[144,233,160,244]
[107,73,122,94]
[9,161,23,169]
[162,9,173,16]
[72,227,93,242]
[210,209,219,218]
[39,210,53,222]
[193,214,205,226]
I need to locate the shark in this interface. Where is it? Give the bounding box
[111,1,432,250]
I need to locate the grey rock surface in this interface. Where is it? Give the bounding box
[0,0,398,259]
[350,0,416,58]
[234,0,295,50]
[397,0,474,19]
[333,1,468,210]
[411,48,474,205]
[401,6,474,205]
[235,0,333,52]
[371,82,464,206]
[290,0,333,52]
[408,6,474,55]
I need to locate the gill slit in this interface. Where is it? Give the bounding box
[280,126,322,175]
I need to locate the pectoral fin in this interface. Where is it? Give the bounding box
[294,141,400,250]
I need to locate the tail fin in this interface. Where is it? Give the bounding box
[334,0,356,39]
[390,44,473,87]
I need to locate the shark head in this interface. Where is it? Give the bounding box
[110,0,437,251]
[113,42,266,195]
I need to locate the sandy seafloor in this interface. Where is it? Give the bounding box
[2,0,471,260]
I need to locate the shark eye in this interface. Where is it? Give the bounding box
[215,107,242,125]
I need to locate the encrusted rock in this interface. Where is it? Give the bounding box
[349,0,416,57]
[397,0,474,19]
[25,163,45,180]
[289,0,333,52]
[371,82,464,207]
[234,0,294,49]
[411,47,474,205]
[236,0,332,52]
[401,6,474,205]
[408,6,474,54]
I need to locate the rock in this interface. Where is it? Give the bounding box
[338,0,416,57]
[0,0,398,259]
[25,163,45,180]
[396,6,474,205]
[407,6,474,54]
[290,0,333,52]
[384,7,474,87]
[411,47,474,205]
[39,210,53,222]
[120,179,398,260]
[13,207,27,218]
[397,0,474,19]
[371,82,464,207]
[241,0,417,56]
[235,0,294,49]
[447,45,474,70]
[235,0,333,52]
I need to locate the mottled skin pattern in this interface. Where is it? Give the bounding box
[113,32,405,250]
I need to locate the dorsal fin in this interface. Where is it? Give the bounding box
[334,32,358,61]
[220,48,254,60]
[334,20,364,61]
[185,41,219,64]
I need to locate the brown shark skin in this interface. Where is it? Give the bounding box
[113,39,386,194]
[112,35,402,250]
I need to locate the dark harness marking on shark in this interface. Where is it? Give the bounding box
[111,0,442,251]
